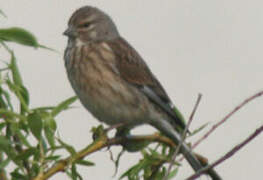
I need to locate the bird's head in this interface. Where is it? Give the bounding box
[63,6,119,43]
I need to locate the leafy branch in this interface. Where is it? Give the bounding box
[33,129,210,180]
[1,9,263,180]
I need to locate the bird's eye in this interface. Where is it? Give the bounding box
[81,22,91,28]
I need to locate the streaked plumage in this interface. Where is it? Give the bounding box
[63,6,221,179]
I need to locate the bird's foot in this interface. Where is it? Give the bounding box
[91,125,107,141]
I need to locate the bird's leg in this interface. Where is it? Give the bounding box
[105,122,127,133]
[115,127,150,152]
[92,123,126,141]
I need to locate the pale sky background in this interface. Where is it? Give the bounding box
[1,0,263,179]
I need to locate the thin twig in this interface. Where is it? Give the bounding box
[188,94,203,128]
[186,123,263,180]
[33,133,208,180]
[164,94,202,180]
[192,90,263,149]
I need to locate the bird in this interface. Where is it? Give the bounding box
[63,6,221,179]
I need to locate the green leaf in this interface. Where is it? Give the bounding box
[120,163,141,179]
[38,44,58,52]
[10,51,23,86]
[188,122,209,137]
[173,106,186,130]
[148,148,163,159]
[0,109,26,120]
[0,27,39,48]
[15,131,31,148]
[0,94,7,109]
[32,106,54,111]
[40,137,48,153]
[11,170,27,180]
[161,144,168,155]
[33,147,40,162]
[167,167,178,179]
[51,96,77,117]
[75,159,94,166]
[0,86,13,110]
[15,148,36,161]
[18,120,29,134]
[27,112,43,140]
[45,155,61,161]
[0,135,11,148]
[57,138,76,155]
[8,53,30,113]
[9,122,31,147]
[44,126,55,148]
[120,159,148,179]
[0,82,8,109]
[44,115,57,131]
[20,87,29,104]
[5,79,30,113]
[0,158,10,169]
[0,135,17,160]
[71,164,83,180]
[31,163,40,178]
[154,167,166,180]
[43,114,57,147]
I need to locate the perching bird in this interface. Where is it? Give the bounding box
[63,6,221,179]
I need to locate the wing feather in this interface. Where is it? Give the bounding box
[107,37,186,129]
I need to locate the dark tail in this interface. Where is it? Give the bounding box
[152,119,222,180]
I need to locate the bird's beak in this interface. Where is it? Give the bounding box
[63,26,77,37]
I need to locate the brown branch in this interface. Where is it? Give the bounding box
[186,123,263,180]
[192,90,263,149]
[32,133,208,180]
[188,94,203,129]
[33,90,263,180]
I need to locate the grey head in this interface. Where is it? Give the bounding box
[63,6,120,43]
